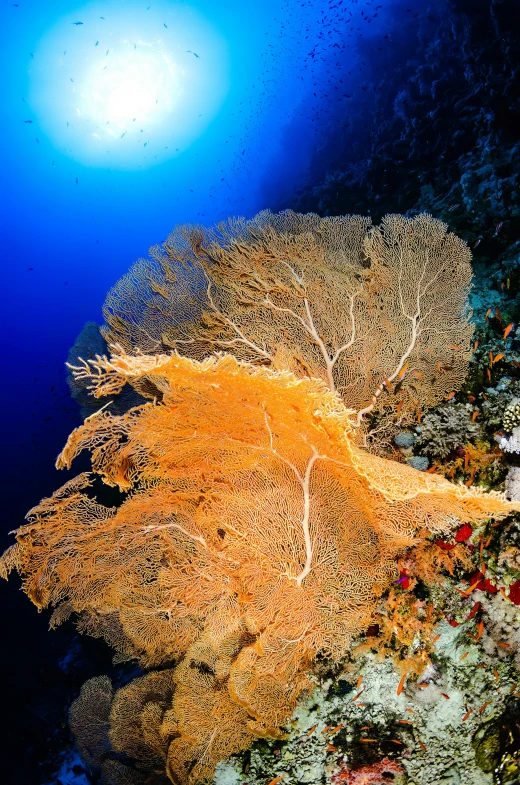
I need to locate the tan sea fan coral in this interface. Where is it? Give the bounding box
[101,211,474,433]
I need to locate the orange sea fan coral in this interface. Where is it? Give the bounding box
[2,350,516,676]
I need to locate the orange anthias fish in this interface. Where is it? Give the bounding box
[503,323,515,339]
[397,363,409,382]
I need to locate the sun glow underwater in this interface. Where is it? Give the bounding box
[29,2,230,169]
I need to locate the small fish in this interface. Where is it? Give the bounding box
[503,322,514,339]
[398,719,413,725]
[495,221,504,234]
[418,739,427,751]
[75,177,78,184]
[466,601,481,620]
[461,580,481,596]
[360,738,377,743]
[356,675,363,690]
[266,777,284,785]
[164,22,168,27]
[471,410,479,421]
[100,16,105,19]
[473,340,479,351]
[494,668,499,682]
[460,651,469,661]
[383,376,393,391]
[487,368,492,381]
[485,308,492,320]
[307,724,316,736]
[432,633,441,643]
[71,21,83,25]
[462,708,472,721]
[448,345,461,351]
[445,391,456,401]
[390,739,403,744]
[326,743,337,752]
[494,353,505,363]
[397,363,408,381]
[473,238,481,248]
[95,41,99,46]
[23,120,33,123]
[327,724,343,735]
[440,692,450,700]
[396,672,407,695]
[498,642,511,648]
[121,131,127,138]
[478,701,491,714]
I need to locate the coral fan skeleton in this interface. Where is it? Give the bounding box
[2,210,519,785]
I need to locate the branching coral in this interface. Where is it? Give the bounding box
[415,403,481,460]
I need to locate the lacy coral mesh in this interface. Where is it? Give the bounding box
[100,211,473,429]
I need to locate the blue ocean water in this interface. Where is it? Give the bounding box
[2,0,519,783]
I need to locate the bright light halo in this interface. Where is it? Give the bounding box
[29,1,229,169]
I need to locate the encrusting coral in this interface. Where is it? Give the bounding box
[2,210,519,785]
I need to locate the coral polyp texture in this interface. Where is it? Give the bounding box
[2,210,518,785]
